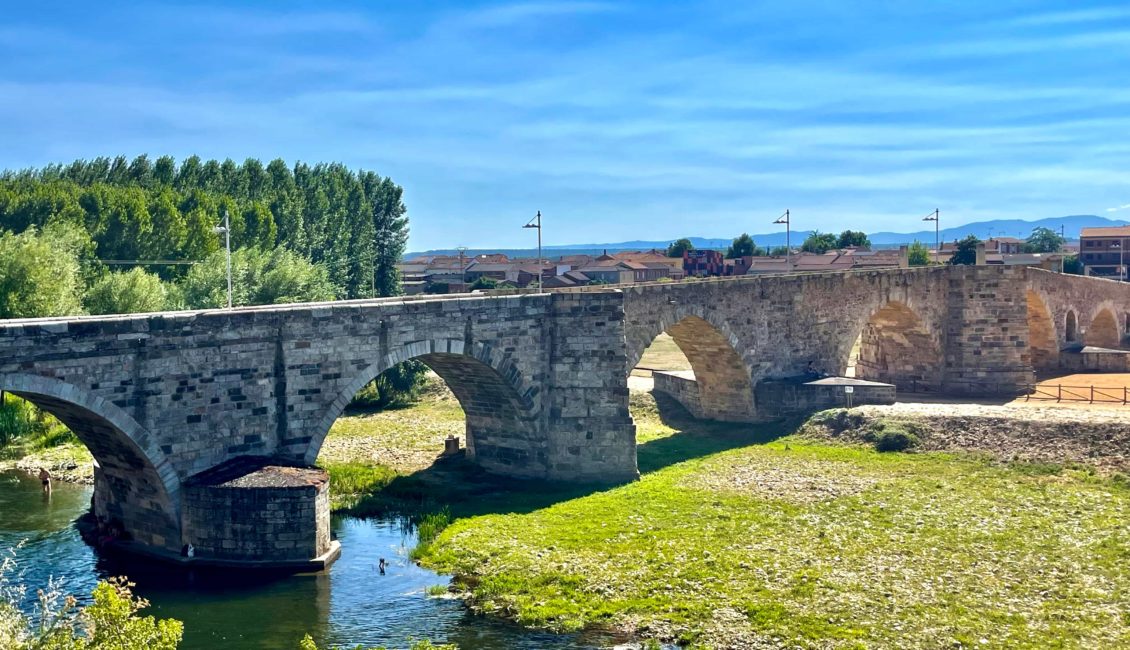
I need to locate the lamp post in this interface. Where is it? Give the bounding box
[523,211,543,291]
[212,209,233,309]
[1113,240,1125,281]
[773,209,790,270]
[922,209,940,264]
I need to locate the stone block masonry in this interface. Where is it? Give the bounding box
[181,457,330,564]
[0,265,1125,567]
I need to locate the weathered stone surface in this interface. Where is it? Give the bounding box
[181,457,330,562]
[0,266,1125,563]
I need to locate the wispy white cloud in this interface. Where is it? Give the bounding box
[455,1,620,28]
[1005,7,1130,28]
[1107,204,1130,212]
[2,1,1128,248]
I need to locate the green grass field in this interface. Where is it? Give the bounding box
[9,379,1129,648]
[411,392,1130,649]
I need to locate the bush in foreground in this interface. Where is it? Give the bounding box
[1,573,183,650]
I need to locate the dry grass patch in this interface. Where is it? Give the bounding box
[684,451,884,504]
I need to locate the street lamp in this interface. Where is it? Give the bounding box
[212,209,233,309]
[773,209,790,270]
[523,211,543,291]
[922,209,940,264]
[1113,240,1125,281]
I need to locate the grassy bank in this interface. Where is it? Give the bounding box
[0,394,92,482]
[406,393,1128,649]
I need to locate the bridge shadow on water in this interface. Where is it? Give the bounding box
[348,391,795,525]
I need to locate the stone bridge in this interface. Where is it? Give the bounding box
[0,265,1126,566]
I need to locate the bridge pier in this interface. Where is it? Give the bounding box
[180,457,337,570]
[6,265,1130,574]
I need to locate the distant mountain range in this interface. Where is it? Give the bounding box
[406,214,1125,259]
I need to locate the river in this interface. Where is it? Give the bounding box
[0,469,622,649]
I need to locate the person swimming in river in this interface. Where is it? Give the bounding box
[378,558,387,574]
[38,468,51,494]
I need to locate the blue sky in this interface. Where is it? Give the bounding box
[2,1,1129,250]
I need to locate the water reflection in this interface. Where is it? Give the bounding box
[0,470,618,649]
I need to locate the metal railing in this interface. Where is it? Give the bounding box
[900,378,1130,404]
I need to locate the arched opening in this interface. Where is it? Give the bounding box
[849,301,941,390]
[1026,291,1059,372]
[1066,311,1078,343]
[632,315,754,421]
[1085,308,1120,348]
[308,343,541,478]
[0,374,180,551]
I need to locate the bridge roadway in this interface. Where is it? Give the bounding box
[0,265,1125,566]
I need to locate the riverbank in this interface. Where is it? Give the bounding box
[7,381,1130,648]
[0,435,93,483]
[800,402,1130,475]
[406,393,1130,649]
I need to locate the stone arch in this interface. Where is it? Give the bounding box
[0,373,180,551]
[632,312,755,421]
[851,300,942,389]
[1066,310,1078,343]
[305,339,542,476]
[1085,306,1120,348]
[1026,290,1059,371]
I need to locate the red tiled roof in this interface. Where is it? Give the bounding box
[1081,226,1130,238]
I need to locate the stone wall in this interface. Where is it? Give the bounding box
[1060,350,1130,373]
[544,291,638,482]
[1,265,1126,563]
[754,380,896,416]
[940,266,1035,393]
[181,458,330,563]
[652,371,703,418]
[1026,269,1130,359]
[623,268,952,416]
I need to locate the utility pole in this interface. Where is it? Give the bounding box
[923,209,940,264]
[212,209,233,308]
[773,209,790,270]
[523,211,543,291]
[1060,224,1065,273]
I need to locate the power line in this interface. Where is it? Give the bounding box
[99,259,200,266]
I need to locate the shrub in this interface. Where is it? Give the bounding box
[873,427,919,452]
[0,555,183,650]
[808,409,865,434]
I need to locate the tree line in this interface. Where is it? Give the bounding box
[665,226,1078,269]
[665,230,870,258]
[0,155,409,317]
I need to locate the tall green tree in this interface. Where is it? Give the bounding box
[726,233,759,258]
[666,238,694,257]
[801,231,838,254]
[180,247,335,309]
[907,240,931,266]
[0,228,85,318]
[836,230,871,249]
[948,235,981,265]
[1024,227,1065,253]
